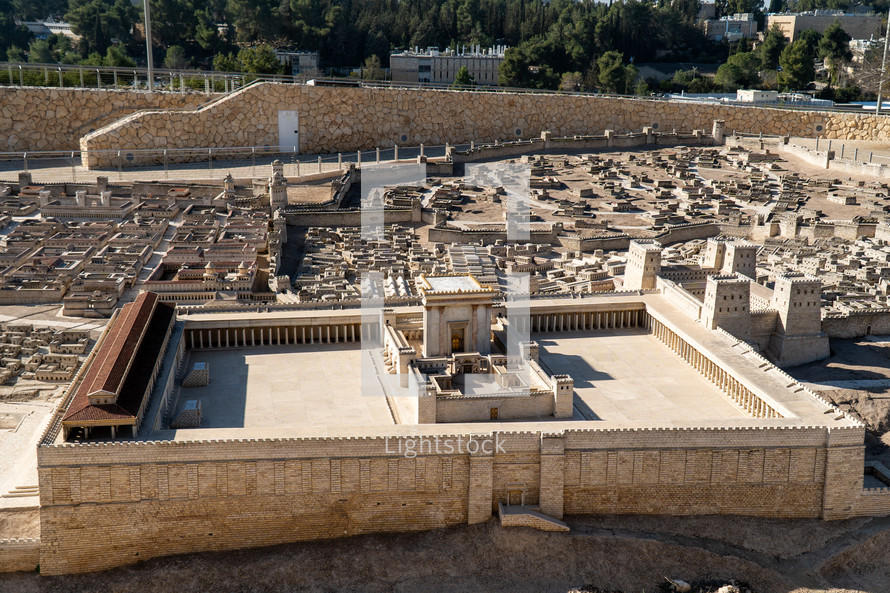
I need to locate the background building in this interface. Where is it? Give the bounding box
[274,51,320,76]
[390,46,507,86]
[701,13,758,42]
[766,10,882,42]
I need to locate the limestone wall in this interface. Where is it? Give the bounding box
[559,427,845,519]
[0,538,39,573]
[36,423,865,575]
[37,436,474,575]
[823,310,890,338]
[78,83,890,168]
[0,87,210,152]
[283,207,419,228]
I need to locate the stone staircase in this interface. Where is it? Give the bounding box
[497,502,570,532]
[1,484,38,499]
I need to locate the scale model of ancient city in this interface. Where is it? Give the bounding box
[5,82,890,577]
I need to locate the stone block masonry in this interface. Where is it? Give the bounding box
[36,423,867,575]
[77,83,890,168]
[0,538,39,573]
[0,87,210,152]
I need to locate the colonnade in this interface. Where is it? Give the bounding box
[187,323,363,350]
[526,308,645,333]
[649,316,781,419]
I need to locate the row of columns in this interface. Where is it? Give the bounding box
[188,323,363,350]
[528,309,645,333]
[649,316,780,419]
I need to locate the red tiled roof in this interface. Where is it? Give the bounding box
[62,292,159,425]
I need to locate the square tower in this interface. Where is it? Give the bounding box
[701,273,751,340]
[702,237,728,270]
[723,241,758,279]
[767,273,829,366]
[771,274,823,336]
[269,172,287,209]
[418,274,496,357]
[624,239,662,291]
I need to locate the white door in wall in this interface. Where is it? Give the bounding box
[278,110,300,152]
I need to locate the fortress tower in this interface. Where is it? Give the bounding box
[269,171,287,209]
[723,241,758,278]
[624,239,662,291]
[271,159,284,177]
[702,237,728,270]
[701,273,752,341]
[223,173,236,199]
[767,274,829,366]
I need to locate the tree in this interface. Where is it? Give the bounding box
[360,55,385,80]
[818,21,852,84]
[226,0,280,42]
[6,45,24,62]
[213,52,240,72]
[597,50,635,93]
[714,51,761,90]
[65,0,138,56]
[164,45,190,69]
[633,79,651,95]
[850,42,885,94]
[103,44,135,67]
[12,0,68,20]
[237,45,283,74]
[0,0,31,56]
[560,71,582,91]
[757,25,788,71]
[497,40,559,89]
[778,38,816,90]
[453,65,475,87]
[28,39,54,63]
[797,28,823,55]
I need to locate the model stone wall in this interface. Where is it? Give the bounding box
[36,422,868,575]
[0,538,39,573]
[823,311,890,338]
[37,437,474,575]
[0,87,209,152]
[77,83,890,167]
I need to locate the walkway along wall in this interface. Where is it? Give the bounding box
[78,83,890,168]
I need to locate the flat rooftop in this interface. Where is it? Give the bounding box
[536,329,747,423]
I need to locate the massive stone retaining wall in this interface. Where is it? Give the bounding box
[37,422,866,575]
[79,83,890,168]
[0,87,210,152]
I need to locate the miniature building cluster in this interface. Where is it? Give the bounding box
[0,324,88,385]
[11,129,890,577]
[0,172,285,315]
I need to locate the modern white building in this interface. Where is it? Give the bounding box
[390,46,507,86]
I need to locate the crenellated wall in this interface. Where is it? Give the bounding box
[36,422,867,575]
[0,538,39,573]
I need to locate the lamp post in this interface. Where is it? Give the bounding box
[144,0,154,92]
